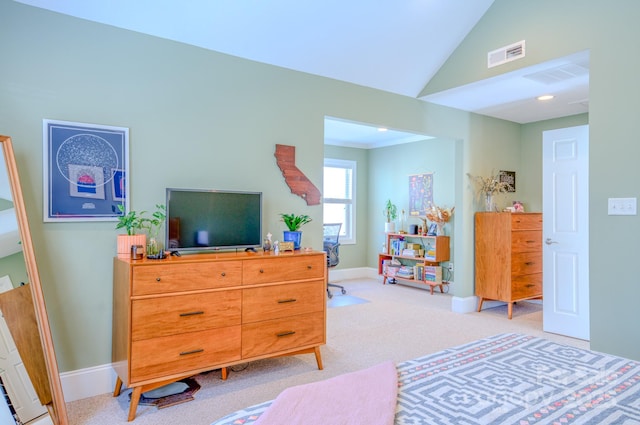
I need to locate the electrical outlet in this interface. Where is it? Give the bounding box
[447,262,454,272]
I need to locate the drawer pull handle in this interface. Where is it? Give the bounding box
[180,311,204,317]
[259,269,264,273]
[526,240,536,243]
[525,284,535,288]
[277,298,297,304]
[276,331,296,337]
[179,348,204,356]
[155,277,161,282]
[307,265,312,269]
[525,262,534,266]
[221,272,226,277]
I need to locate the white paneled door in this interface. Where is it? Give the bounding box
[542,125,590,340]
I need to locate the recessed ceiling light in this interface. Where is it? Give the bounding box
[537,94,554,101]
[377,127,388,132]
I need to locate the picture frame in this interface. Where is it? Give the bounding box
[43,119,129,222]
[427,223,438,236]
[499,170,516,192]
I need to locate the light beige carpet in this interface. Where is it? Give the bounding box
[66,278,588,425]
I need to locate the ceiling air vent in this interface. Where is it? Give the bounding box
[488,40,526,68]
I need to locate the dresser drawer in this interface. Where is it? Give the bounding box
[131,290,241,341]
[511,230,541,253]
[511,273,542,299]
[242,281,324,323]
[242,312,324,358]
[130,326,241,383]
[511,213,542,230]
[132,261,242,296]
[242,255,324,284]
[511,252,542,275]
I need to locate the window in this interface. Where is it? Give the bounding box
[323,158,356,244]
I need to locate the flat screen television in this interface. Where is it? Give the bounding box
[165,188,262,253]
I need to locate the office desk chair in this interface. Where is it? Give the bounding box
[323,223,346,298]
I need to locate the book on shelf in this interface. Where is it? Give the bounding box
[424,265,442,283]
[396,266,414,279]
[401,249,420,257]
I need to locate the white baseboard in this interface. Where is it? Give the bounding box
[328,267,377,282]
[451,295,479,314]
[60,363,117,402]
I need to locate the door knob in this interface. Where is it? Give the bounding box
[545,238,558,245]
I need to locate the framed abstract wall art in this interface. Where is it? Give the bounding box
[43,119,129,222]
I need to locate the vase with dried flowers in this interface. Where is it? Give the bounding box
[420,204,455,235]
[467,173,513,211]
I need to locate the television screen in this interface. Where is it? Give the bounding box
[165,188,262,253]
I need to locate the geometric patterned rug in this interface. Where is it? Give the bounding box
[210,333,640,424]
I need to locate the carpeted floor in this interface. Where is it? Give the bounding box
[327,293,370,308]
[66,278,588,425]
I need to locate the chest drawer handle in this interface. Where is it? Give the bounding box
[259,269,264,273]
[276,331,296,337]
[525,284,535,288]
[179,348,204,356]
[307,265,312,269]
[155,277,161,282]
[179,311,204,317]
[277,298,297,304]
[221,272,226,277]
[524,262,534,266]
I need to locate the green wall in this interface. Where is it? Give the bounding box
[0,2,480,372]
[1,0,639,375]
[427,0,640,360]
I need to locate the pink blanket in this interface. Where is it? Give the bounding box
[255,361,398,425]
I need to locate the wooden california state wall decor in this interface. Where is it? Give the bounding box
[274,144,321,205]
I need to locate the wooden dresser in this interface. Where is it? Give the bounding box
[474,212,542,319]
[112,250,326,421]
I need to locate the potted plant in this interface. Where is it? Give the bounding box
[115,204,148,257]
[383,200,397,233]
[279,213,312,250]
[142,204,166,259]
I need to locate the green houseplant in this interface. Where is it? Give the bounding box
[142,204,166,258]
[279,213,312,250]
[383,200,397,233]
[115,204,148,257]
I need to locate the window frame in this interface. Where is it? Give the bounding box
[323,158,356,245]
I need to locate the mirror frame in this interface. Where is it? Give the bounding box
[0,135,68,424]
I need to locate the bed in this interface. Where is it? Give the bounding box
[210,333,640,424]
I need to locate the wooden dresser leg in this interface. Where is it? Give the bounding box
[221,367,228,380]
[507,303,513,320]
[113,376,123,397]
[128,386,143,422]
[477,297,484,312]
[314,346,324,370]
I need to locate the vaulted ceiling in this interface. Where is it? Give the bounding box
[15,0,589,143]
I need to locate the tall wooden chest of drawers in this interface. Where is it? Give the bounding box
[474,212,542,319]
[112,250,326,421]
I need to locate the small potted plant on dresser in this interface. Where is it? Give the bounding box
[143,204,166,259]
[279,213,312,250]
[115,204,147,257]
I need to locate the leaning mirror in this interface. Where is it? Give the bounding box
[0,135,68,424]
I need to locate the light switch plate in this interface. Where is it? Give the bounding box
[607,197,637,215]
